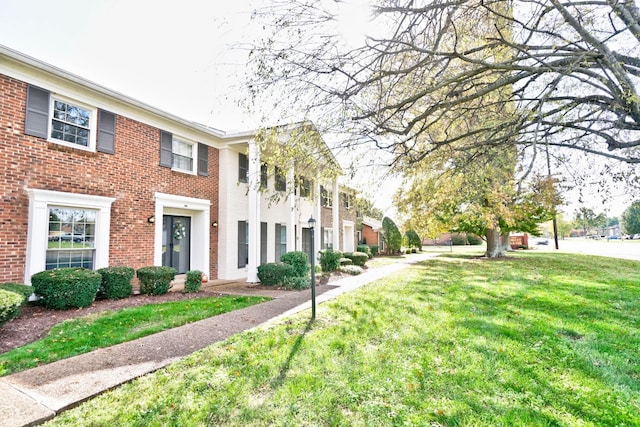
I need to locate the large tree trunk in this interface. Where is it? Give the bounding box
[501,233,513,252]
[485,228,506,258]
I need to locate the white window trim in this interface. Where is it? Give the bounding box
[25,189,115,284]
[48,94,98,152]
[171,136,197,175]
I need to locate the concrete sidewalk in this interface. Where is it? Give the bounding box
[0,253,436,427]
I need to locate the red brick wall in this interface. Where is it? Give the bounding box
[362,224,379,247]
[0,75,219,282]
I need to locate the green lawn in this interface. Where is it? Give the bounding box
[47,252,640,426]
[0,295,268,376]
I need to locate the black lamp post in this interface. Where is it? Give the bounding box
[308,216,316,320]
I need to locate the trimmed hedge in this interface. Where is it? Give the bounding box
[320,248,342,272]
[369,245,379,256]
[357,244,373,258]
[97,267,134,300]
[31,268,101,309]
[339,257,353,266]
[281,275,310,290]
[184,270,203,293]
[280,251,309,277]
[0,282,33,300]
[0,289,25,326]
[257,263,295,286]
[343,251,369,267]
[136,266,176,295]
[339,265,364,275]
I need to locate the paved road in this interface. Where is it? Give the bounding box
[532,237,640,261]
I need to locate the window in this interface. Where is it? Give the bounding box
[47,207,96,270]
[51,99,91,147]
[300,177,311,198]
[25,85,101,151]
[322,227,334,249]
[159,131,207,175]
[275,167,286,192]
[321,186,332,207]
[172,138,194,172]
[260,163,268,189]
[342,193,352,209]
[275,224,287,260]
[238,220,248,268]
[239,153,248,183]
[25,189,115,284]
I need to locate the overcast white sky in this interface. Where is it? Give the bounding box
[1,0,260,131]
[0,0,632,219]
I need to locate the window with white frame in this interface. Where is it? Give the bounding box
[322,227,334,249]
[321,186,332,207]
[47,207,96,270]
[239,153,249,183]
[172,138,194,172]
[25,189,115,284]
[51,99,92,147]
[275,167,286,192]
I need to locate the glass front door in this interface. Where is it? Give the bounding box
[162,215,191,274]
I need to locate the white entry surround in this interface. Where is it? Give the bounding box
[153,192,211,278]
[343,220,356,253]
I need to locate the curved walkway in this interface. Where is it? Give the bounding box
[0,253,437,427]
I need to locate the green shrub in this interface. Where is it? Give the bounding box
[405,230,422,250]
[467,234,484,245]
[450,234,468,245]
[96,267,134,300]
[31,268,101,309]
[357,244,373,258]
[339,257,353,266]
[0,282,33,300]
[136,266,176,296]
[369,245,379,256]
[343,251,369,267]
[0,289,25,326]
[339,265,364,275]
[281,275,310,290]
[184,270,203,293]
[319,248,342,272]
[280,251,309,277]
[257,263,295,286]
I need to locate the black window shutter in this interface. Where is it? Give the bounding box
[275,224,281,261]
[260,222,268,265]
[25,85,50,138]
[238,221,247,268]
[97,110,116,154]
[159,130,173,167]
[197,143,208,176]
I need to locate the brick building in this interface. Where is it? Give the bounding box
[0,45,357,284]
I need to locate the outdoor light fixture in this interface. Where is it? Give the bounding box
[308,216,316,320]
[212,221,218,228]
[147,215,155,224]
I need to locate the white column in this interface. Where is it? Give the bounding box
[247,140,260,283]
[332,179,340,250]
[287,168,296,253]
